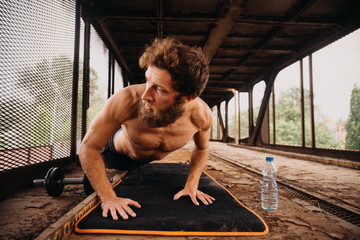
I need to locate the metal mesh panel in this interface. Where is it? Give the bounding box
[0,0,76,171]
[76,19,85,153]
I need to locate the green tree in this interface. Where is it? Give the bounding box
[228,110,249,140]
[275,87,340,148]
[10,56,102,147]
[275,87,303,146]
[16,56,74,146]
[345,84,360,150]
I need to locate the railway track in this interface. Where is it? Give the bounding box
[209,152,360,228]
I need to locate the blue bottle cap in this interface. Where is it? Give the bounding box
[266,157,274,162]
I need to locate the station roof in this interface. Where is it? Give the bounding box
[83,0,360,108]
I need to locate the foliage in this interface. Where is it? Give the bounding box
[275,87,341,148]
[224,86,345,149]
[345,84,360,150]
[228,110,249,139]
[275,87,303,145]
[1,56,103,149]
[15,56,74,146]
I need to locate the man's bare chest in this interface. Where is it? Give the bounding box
[124,121,197,153]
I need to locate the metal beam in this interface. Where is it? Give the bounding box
[215,0,318,88]
[101,16,339,29]
[207,80,248,84]
[202,94,227,99]
[205,87,236,93]
[202,0,247,62]
[235,16,341,29]
[156,0,163,38]
[248,71,278,145]
[210,64,271,71]
[217,47,298,56]
[103,16,217,23]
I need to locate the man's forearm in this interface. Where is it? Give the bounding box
[185,146,209,189]
[79,146,115,200]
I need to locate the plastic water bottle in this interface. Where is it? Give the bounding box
[261,157,278,210]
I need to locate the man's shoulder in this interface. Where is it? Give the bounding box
[109,84,145,106]
[104,84,145,121]
[115,84,145,98]
[189,97,213,131]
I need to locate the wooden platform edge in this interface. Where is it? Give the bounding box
[228,143,360,170]
[34,171,127,240]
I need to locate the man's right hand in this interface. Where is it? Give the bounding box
[101,196,141,220]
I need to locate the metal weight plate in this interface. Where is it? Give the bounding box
[83,173,94,195]
[45,167,64,197]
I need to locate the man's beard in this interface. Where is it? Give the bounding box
[138,97,185,128]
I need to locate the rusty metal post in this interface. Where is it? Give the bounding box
[309,54,316,148]
[108,52,112,98]
[233,91,237,143]
[217,105,220,140]
[217,104,225,141]
[70,0,81,161]
[272,85,276,144]
[210,108,213,140]
[111,55,115,95]
[248,86,254,139]
[249,71,278,146]
[300,59,305,148]
[238,91,241,143]
[81,8,91,140]
[225,99,229,142]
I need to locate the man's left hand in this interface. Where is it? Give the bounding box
[173,188,215,206]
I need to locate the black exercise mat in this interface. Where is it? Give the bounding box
[75,163,268,236]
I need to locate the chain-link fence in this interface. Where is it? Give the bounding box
[0,0,76,171]
[0,0,125,173]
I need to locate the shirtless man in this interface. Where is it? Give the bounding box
[79,37,214,221]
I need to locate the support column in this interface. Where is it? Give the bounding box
[70,0,81,161]
[272,85,276,144]
[238,91,241,143]
[248,86,254,139]
[217,105,220,140]
[217,104,225,142]
[107,52,112,98]
[309,54,316,148]
[249,71,278,145]
[233,91,237,143]
[210,108,213,140]
[300,59,305,147]
[225,100,229,142]
[81,8,91,140]
[111,55,115,95]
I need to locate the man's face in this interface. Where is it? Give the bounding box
[139,66,185,127]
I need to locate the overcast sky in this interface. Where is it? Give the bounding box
[239,28,360,122]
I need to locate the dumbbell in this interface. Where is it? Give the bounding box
[33,167,96,197]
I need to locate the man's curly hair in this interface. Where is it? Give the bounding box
[139,37,209,98]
